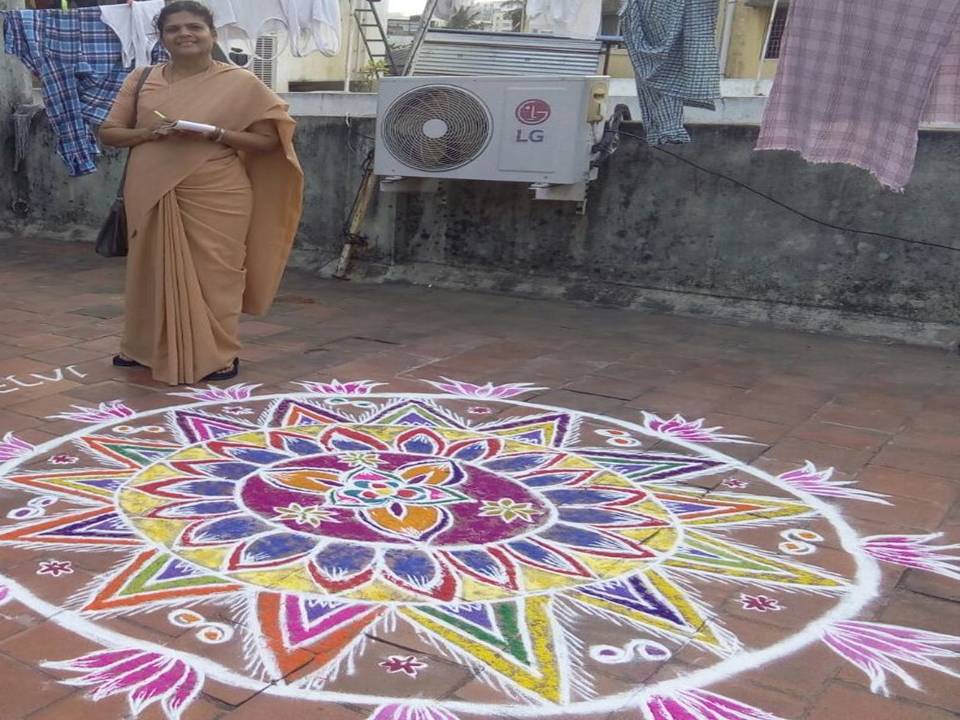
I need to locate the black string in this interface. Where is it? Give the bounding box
[619,130,960,254]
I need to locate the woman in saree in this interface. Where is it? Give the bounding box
[100,1,303,385]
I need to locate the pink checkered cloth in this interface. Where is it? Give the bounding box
[757,0,960,191]
[924,27,960,123]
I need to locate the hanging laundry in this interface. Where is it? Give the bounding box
[216,0,290,63]
[197,0,237,27]
[100,0,165,68]
[923,26,960,124]
[757,0,960,192]
[433,0,468,22]
[280,0,340,57]
[201,0,341,64]
[193,0,240,60]
[527,0,601,40]
[1,8,165,176]
[620,0,721,145]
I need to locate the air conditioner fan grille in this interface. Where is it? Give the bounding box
[382,86,492,172]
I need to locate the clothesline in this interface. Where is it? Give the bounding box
[1,0,343,177]
[28,1,342,67]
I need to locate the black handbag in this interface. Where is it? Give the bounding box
[96,66,153,258]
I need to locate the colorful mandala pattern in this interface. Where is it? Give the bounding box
[0,382,956,720]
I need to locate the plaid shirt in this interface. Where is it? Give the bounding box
[620,0,721,145]
[2,8,167,177]
[757,0,960,191]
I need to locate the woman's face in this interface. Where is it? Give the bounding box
[160,11,216,60]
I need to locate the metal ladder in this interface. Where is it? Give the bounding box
[353,0,399,77]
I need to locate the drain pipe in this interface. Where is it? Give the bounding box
[717,0,738,78]
[344,0,356,92]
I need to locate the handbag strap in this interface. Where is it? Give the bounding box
[117,66,154,198]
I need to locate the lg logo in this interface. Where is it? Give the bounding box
[515,99,551,125]
[515,99,550,144]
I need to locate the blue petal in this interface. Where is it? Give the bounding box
[398,432,441,455]
[384,549,438,586]
[279,436,321,456]
[448,441,493,462]
[447,549,509,581]
[192,516,271,543]
[197,461,259,480]
[506,539,566,566]
[227,448,290,465]
[165,480,236,497]
[483,453,552,473]
[156,500,239,518]
[558,507,651,526]
[241,532,316,563]
[543,488,631,506]
[539,523,635,552]
[313,543,377,576]
[521,472,587,488]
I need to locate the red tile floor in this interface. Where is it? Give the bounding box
[0,237,958,720]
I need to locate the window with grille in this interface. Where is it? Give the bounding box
[252,36,277,89]
[764,7,789,59]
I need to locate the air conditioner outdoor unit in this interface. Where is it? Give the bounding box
[374,75,610,199]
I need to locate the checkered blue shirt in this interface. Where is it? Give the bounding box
[3,8,168,177]
[621,0,721,144]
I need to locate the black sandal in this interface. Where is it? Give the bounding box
[113,354,143,368]
[202,358,239,382]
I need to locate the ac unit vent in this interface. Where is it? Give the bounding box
[253,36,277,89]
[381,85,492,172]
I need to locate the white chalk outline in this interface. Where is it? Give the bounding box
[0,391,881,716]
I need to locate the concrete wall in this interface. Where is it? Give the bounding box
[1,110,958,348]
[382,124,960,346]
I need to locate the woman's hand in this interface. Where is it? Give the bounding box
[211,120,280,153]
[101,122,165,148]
[152,121,193,139]
[141,125,166,142]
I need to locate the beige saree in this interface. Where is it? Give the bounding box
[105,62,303,385]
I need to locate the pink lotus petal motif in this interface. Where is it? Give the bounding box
[643,689,784,719]
[296,379,384,395]
[369,705,460,720]
[47,401,135,424]
[862,533,960,581]
[778,462,890,505]
[44,648,203,720]
[641,412,752,444]
[821,621,960,696]
[0,432,33,461]
[425,377,547,399]
[170,383,262,402]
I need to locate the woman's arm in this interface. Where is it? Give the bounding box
[214,119,281,153]
[100,123,160,148]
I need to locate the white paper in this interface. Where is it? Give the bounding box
[174,120,217,134]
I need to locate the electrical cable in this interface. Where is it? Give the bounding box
[618,130,960,254]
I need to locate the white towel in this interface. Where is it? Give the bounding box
[281,0,341,57]
[528,0,600,40]
[100,0,165,68]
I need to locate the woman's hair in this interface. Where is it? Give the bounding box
[155,1,216,34]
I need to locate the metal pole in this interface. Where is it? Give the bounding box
[754,0,780,95]
[343,0,356,91]
[402,0,441,76]
[337,0,441,278]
